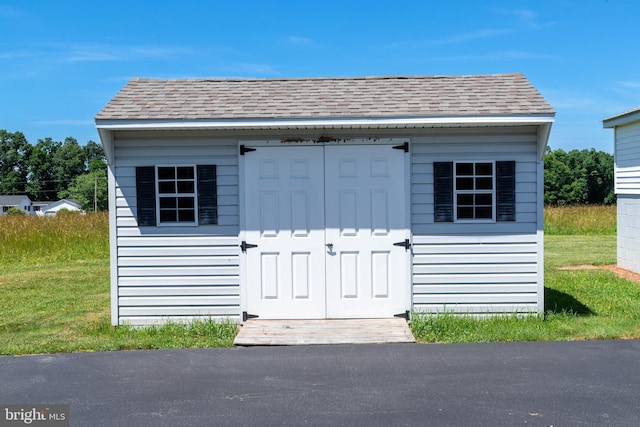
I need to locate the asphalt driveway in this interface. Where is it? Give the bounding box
[1,340,639,426]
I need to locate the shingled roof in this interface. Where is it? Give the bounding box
[96,73,554,122]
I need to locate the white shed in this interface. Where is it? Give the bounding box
[96,73,555,326]
[603,107,640,273]
[42,199,84,215]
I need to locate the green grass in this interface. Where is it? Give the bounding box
[411,207,639,343]
[544,204,616,235]
[545,235,616,268]
[0,214,237,355]
[0,212,109,264]
[1,206,638,354]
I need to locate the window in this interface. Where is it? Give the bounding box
[157,166,196,223]
[455,162,494,221]
[135,165,218,226]
[434,160,515,223]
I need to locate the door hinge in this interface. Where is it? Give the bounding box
[394,311,410,321]
[243,311,259,321]
[392,142,409,152]
[240,145,256,155]
[393,239,411,250]
[240,241,258,252]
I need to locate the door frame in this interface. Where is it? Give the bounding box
[238,137,412,320]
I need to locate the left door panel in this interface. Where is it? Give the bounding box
[245,146,326,318]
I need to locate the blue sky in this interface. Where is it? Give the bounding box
[1,0,638,153]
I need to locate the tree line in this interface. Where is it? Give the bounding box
[0,130,107,211]
[0,129,617,211]
[544,147,615,206]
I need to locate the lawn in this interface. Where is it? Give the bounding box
[0,213,236,355]
[1,205,638,354]
[413,205,640,343]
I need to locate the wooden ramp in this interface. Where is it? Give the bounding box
[233,318,415,346]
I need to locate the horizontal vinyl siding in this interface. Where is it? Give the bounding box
[617,195,640,274]
[615,121,640,194]
[113,136,240,325]
[411,128,541,315]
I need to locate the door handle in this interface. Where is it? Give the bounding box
[326,243,334,251]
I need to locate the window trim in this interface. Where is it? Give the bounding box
[155,164,199,227]
[453,161,496,223]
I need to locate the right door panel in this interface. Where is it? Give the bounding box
[324,145,408,318]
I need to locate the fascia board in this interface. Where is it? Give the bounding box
[603,109,640,128]
[95,115,555,131]
[97,128,115,165]
[537,122,553,160]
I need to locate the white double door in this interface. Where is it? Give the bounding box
[245,144,408,319]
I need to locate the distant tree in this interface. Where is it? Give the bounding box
[83,140,107,173]
[26,138,60,201]
[0,130,32,195]
[544,148,614,205]
[58,169,108,211]
[53,137,85,186]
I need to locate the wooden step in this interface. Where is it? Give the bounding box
[234,318,415,346]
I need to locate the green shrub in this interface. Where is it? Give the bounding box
[5,207,25,216]
[55,208,80,216]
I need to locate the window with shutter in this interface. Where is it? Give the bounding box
[434,162,454,222]
[135,165,218,226]
[433,160,516,223]
[197,165,218,225]
[135,166,156,226]
[496,161,516,221]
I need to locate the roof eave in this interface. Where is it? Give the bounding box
[603,107,640,128]
[95,115,555,131]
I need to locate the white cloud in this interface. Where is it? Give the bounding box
[1,43,199,64]
[427,28,514,46]
[60,44,198,63]
[442,50,556,61]
[285,36,314,46]
[492,8,556,30]
[381,7,555,51]
[619,81,640,89]
[541,88,598,110]
[31,119,95,127]
[381,27,513,49]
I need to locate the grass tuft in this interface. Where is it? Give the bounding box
[544,205,616,235]
[0,212,109,264]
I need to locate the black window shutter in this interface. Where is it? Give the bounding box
[433,162,453,222]
[197,165,218,225]
[135,166,157,226]
[496,161,516,221]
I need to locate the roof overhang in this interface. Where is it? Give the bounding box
[95,115,554,131]
[603,107,640,128]
[96,114,555,163]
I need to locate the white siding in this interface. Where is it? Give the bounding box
[411,128,542,315]
[113,135,240,325]
[617,195,640,274]
[109,127,545,324]
[615,120,640,194]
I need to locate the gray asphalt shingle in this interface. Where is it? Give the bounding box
[96,73,554,121]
